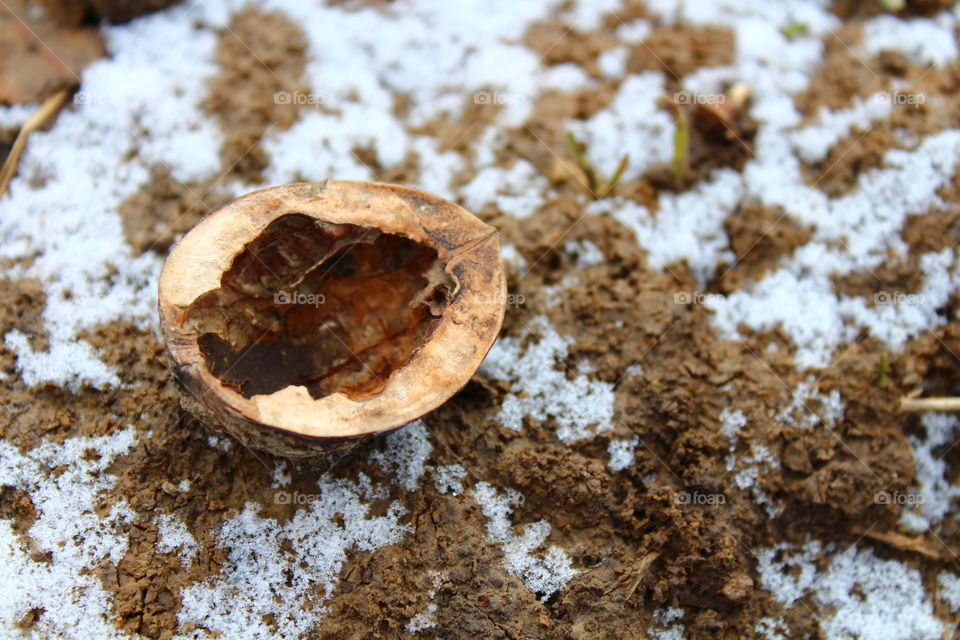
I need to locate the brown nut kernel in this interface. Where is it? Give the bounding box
[158,180,506,457]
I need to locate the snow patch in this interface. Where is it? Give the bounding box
[178,476,410,639]
[607,437,638,472]
[370,421,432,491]
[156,513,199,569]
[461,160,548,219]
[472,482,577,602]
[0,428,138,638]
[481,316,614,443]
[757,539,945,639]
[861,15,959,68]
[900,412,960,532]
[433,464,468,496]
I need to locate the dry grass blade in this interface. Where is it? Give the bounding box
[597,154,630,200]
[566,131,597,193]
[624,551,660,598]
[0,88,71,198]
[858,529,944,560]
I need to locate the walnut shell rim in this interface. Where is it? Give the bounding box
[158,180,506,454]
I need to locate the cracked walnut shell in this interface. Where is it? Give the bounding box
[158,180,506,457]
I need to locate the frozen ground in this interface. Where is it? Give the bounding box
[2,0,960,638]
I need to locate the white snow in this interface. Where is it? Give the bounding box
[597,46,628,79]
[0,5,222,388]
[472,482,577,601]
[757,539,945,639]
[566,238,606,268]
[433,464,468,496]
[938,571,960,613]
[708,131,960,369]
[481,316,614,443]
[567,72,675,183]
[578,1,960,371]
[4,329,121,389]
[3,0,960,635]
[156,513,200,569]
[0,102,39,130]
[177,476,410,639]
[370,421,432,491]
[271,461,291,488]
[607,437,639,472]
[648,607,685,640]
[404,571,444,633]
[791,94,892,163]
[754,617,788,640]
[559,0,623,31]
[719,407,747,443]
[733,444,783,518]
[615,19,652,44]
[776,377,845,431]
[899,412,960,532]
[591,170,742,287]
[207,435,232,452]
[0,428,139,638]
[461,160,548,219]
[499,243,527,270]
[861,15,959,68]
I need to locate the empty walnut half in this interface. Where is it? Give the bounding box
[158,181,506,457]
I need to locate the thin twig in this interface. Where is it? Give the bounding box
[0,88,71,198]
[899,397,960,413]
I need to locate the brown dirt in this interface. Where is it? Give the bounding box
[715,204,812,293]
[627,24,734,81]
[830,0,955,20]
[797,30,960,197]
[5,2,960,639]
[0,0,103,104]
[118,167,232,256]
[524,22,618,78]
[795,24,885,115]
[202,8,309,183]
[803,122,895,197]
[35,0,181,25]
[0,278,49,367]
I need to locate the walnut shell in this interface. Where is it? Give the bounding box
[158,180,506,457]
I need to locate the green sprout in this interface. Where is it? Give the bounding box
[879,0,905,11]
[658,98,689,186]
[565,131,629,200]
[781,21,809,38]
[876,353,890,389]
